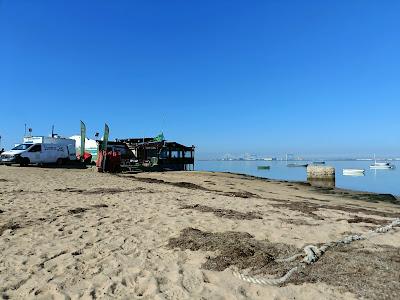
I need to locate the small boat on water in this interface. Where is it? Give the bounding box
[369,154,395,170]
[343,168,365,176]
[312,161,325,165]
[287,163,308,168]
[370,162,395,169]
[257,165,270,170]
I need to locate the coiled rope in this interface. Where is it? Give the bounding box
[233,218,400,286]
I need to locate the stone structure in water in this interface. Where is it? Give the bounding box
[307,165,336,188]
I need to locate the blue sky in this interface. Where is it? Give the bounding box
[1,0,399,158]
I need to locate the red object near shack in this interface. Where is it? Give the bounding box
[96,150,121,172]
[77,152,93,164]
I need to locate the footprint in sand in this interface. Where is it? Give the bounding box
[133,270,159,297]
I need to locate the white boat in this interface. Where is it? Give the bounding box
[370,162,394,169]
[343,169,365,176]
[369,155,395,169]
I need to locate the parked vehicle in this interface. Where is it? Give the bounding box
[0,137,76,166]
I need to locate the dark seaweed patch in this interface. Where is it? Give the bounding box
[0,222,21,235]
[346,216,388,225]
[68,207,89,214]
[167,228,296,272]
[181,204,262,220]
[168,228,400,299]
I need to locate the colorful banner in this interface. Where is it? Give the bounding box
[102,123,109,151]
[80,120,86,157]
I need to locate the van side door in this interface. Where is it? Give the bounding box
[26,144,42,163]
[53,145,67,163]
[42,144,63,163]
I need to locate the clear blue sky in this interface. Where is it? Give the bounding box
[1,0,399,158]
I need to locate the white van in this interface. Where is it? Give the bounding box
[1,142,77,166]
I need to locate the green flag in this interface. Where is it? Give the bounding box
[80,120,86,157]
[153,132,165,142]
[102,123,110,151]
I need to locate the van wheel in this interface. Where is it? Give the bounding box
[20,158,30,167]
[56,158,64,166]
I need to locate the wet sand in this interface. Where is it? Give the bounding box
[0,166,399,299]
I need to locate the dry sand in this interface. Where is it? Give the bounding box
[0,166,399,299]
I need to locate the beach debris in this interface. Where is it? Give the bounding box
[221,191,260,198]
[0,222,21,235]
[268,198,399,219]
[167,228,296,272]
[132,177,210,191]
[232,218,400,286]
[346,216,388,225]
[203,180,216,185]
[67,203,109,215]
[172,182,210,190]
[122,175,261,199]
[279,218,314,226]
[181,204,262,220]
[91,204,108,208]
[168,225,400,298]
[54,187,145,194]
[68,207,89,215]
[269,199,324,220]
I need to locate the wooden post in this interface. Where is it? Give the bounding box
[192,148,194,170]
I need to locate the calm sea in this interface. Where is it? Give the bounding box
[195,160,400,196]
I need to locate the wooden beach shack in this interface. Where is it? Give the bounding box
[98,137,195,172]
[119,138,195,171]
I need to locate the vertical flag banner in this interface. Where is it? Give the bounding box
[102,123,109,151]
[102,123,110,171]
[80,120,86,157]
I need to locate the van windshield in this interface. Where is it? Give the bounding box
[11,144,32,151]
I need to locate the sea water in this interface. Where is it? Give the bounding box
[196,160,400,196]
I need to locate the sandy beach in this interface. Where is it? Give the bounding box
[0,166,399,299]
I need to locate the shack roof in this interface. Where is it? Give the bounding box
[115,138,154,144]
[115,138,194,151]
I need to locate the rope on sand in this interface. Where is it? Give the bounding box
[233,218,400,286]
[233,267,299,285]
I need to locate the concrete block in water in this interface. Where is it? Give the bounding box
[307,165,336,188]
[307,165,335,179]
